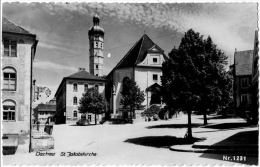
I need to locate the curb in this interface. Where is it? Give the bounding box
[192,144,258,150]
[169,145,258,156]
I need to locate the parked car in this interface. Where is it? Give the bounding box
[76,118,90,126]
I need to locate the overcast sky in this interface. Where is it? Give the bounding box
[2,2,257,104]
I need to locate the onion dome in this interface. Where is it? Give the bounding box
[88,13,105,37]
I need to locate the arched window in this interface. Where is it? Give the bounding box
[3,100,16,121]
[73,111,77,118]
[84,84,88,92]
[95,84,99,91]
[3,67,16,90]
[73,97,77,105]
[73,83,77,92]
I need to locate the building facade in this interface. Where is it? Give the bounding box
[233,50,254,112]
[2,18,38,152]
[34,98,56,122]
[105,34,168,118]
[54,68,106,124]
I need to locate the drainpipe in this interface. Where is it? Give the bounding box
[29,37,38,153]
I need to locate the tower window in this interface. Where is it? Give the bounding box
[101,43,102,49]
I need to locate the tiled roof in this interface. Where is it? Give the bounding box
[235,50,253,76]
[38,104,56,112]
[115,34,167,69]
[2,17,35,35]
[65,71,106,81]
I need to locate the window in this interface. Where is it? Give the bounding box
[3,100,16,121]
[96,42,98,47]
[153,58,158,63]
[95,84,99,91]
[3,67,16,90]
[96,65,99,69]
[241,94,248,103]
[241,78,249,87]
[101,43,103,49]
[96,74,98,76]
[153,74,158,81]
[73,97,77,105]
[84,84,88,92]
[3,39,17,57]
[73,83,78,92]
[73,111,77,118]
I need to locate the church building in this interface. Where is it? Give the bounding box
[105,34,168,119]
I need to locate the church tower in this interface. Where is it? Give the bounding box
[88,13,105,77]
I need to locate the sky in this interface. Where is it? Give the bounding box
[2,2,258,104]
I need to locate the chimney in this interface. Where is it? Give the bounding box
[78,68,86,72]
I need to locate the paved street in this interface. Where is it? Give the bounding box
[3,115,258,166]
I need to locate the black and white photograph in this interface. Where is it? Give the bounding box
[1,0,259,166]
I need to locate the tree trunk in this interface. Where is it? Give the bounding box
[95,111,97,125]
[187,109,193,139]
[203,108,208,125]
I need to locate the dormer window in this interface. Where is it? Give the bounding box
[153,58,158,63]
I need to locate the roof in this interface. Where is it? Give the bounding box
[37,104,56,112]
[234,50,253,76]
[65,70,106,81]
[146,83,162,93]
[55,70,106,97]
[115,34,167,69]
[2,17,35,36]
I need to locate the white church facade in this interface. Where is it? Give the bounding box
[105,34,168,119]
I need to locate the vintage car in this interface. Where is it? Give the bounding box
[76,118,90,126]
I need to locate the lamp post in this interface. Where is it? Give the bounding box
[30,79,51,152]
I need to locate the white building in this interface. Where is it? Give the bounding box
[2,17,38,153]
[105,34,168,119]
[54,68,106,124]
